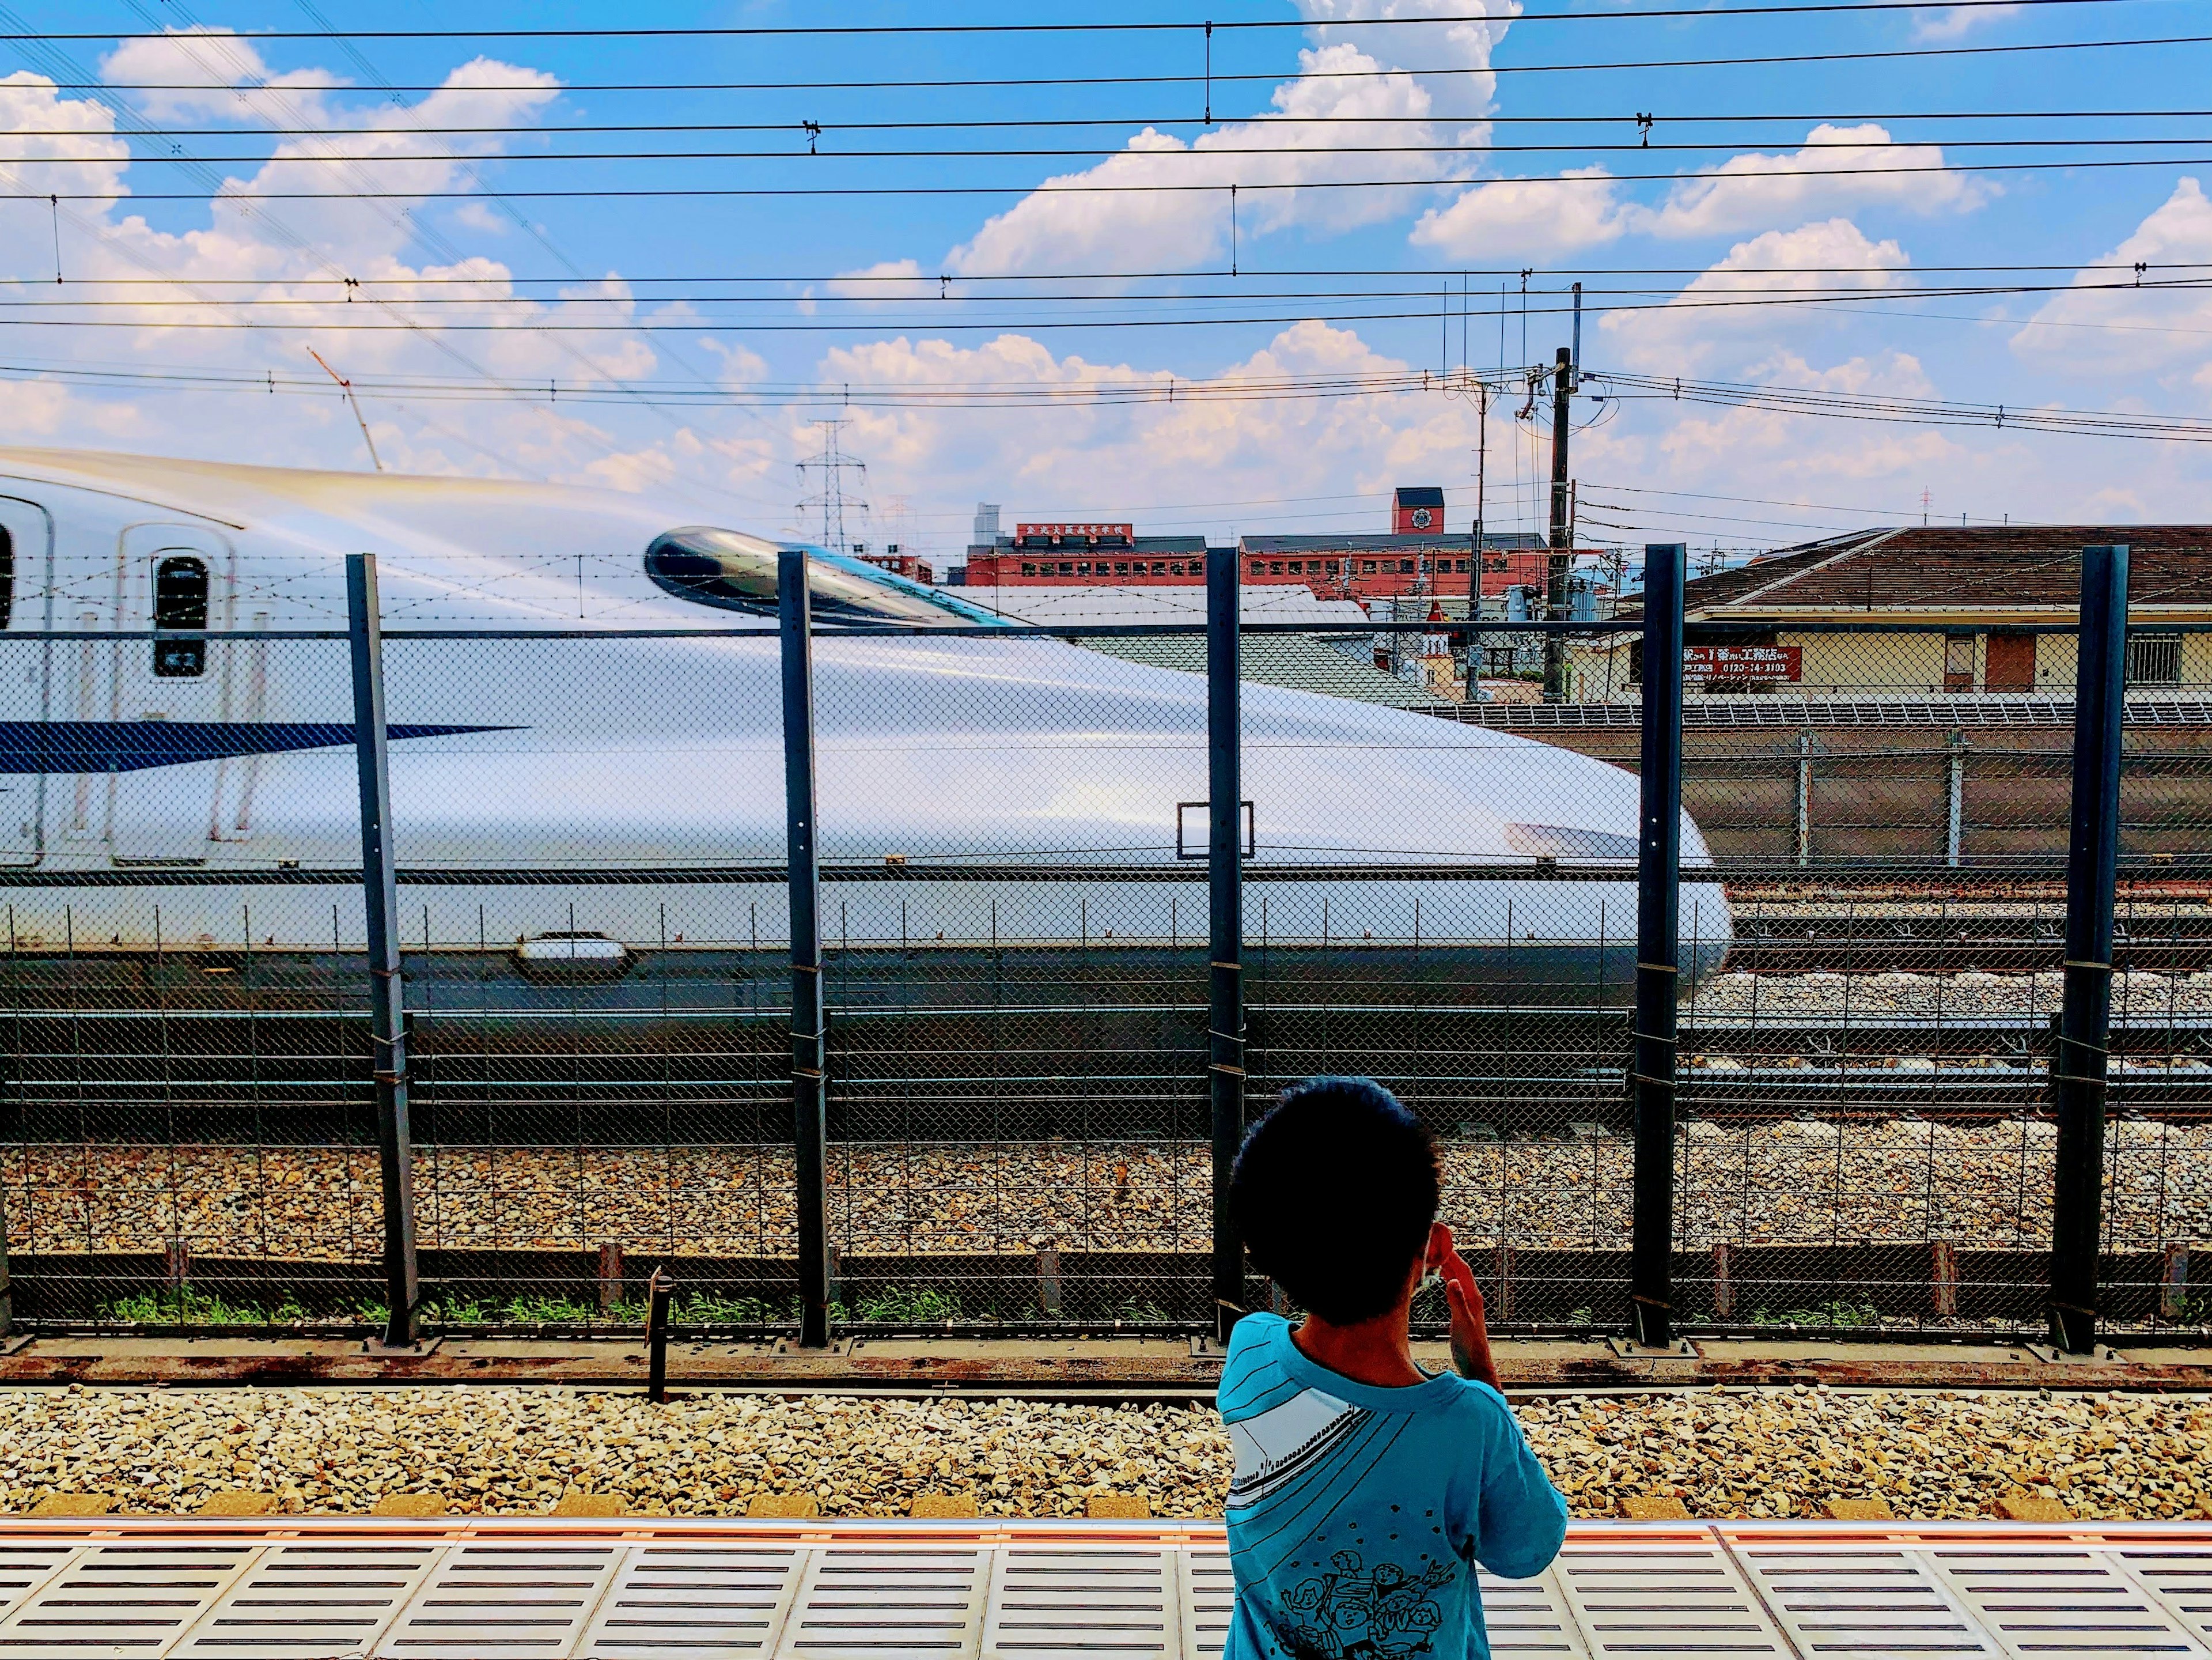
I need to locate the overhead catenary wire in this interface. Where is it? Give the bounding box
[16,108,2212,135]
[25,150,2212,201]
[60,31,2212,92]
[1,270,2202,330]
[17,135,2212,162]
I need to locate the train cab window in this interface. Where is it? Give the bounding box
[644,525,1005,626]
[0,525,12,630]
[153,554,210,677]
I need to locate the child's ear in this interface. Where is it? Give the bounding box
[1425,1221,1452,1269]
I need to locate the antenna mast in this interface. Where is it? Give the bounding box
[795,417,869,550]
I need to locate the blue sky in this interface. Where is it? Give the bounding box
[3,0,2211,561]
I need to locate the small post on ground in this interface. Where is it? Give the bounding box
[347,553,418,1351]
[1630,543,1685,1349]
[2049,543,2128,1356]
[781,546,832,1351]
[645,1267,673,1402]
[1208,544,1247,1348]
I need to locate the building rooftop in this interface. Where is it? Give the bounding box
[1616,525,2212,620]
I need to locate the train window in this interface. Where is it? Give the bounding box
[0,525,12,629]
[153,554,209,677]
[644,526,1006,626]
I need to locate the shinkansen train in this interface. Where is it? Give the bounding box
[0,448,1729,1031]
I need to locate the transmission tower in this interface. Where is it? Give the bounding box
[795,418,869,550]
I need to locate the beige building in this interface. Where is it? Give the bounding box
[1575,525,2212,701]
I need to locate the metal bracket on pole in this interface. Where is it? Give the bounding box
[1630,544,1685,1350]
[347,553,419,1352]
[2049,544,2128,1355]
[781,547,833,1351]
[1209,545,1247,1348]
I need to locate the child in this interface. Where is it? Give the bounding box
[1218,1076,1567,1660]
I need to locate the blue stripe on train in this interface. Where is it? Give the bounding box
[0,722,516,774]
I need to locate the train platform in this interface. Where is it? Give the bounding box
[4,1514,2212,1657]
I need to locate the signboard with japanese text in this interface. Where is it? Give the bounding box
[1682,644,1802,682]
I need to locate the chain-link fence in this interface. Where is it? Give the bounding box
[0,545,2200,1345]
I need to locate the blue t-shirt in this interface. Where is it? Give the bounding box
[1216,1313,1567,1660]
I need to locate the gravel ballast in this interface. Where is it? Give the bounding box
[5,1384,2212,1523]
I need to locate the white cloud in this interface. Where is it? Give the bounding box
[2012,176,2212,380]
[100,26,351,125]
[1413,124,1987,259]
[945,0,1517,277]
[0,50,794,522]
[1410,167,1634,258]
[1600,219,1908,374]
[1912,3,2022,40]
[827,259,935,302]
[1642,124,1990,239]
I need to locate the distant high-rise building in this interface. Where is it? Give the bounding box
[972,503,1001,544]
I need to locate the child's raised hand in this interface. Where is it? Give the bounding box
[1434,1225,1502,1390]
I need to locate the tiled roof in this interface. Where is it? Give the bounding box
[1618,526,2212,618]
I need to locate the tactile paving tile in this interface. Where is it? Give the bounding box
[0,1540,262,1659]
[1175,1548,1232,1660]
[375,1541,624,1658]
[772,1547,987,1658]
[1926,1545,2211,1659]
[2116,1547,2212,1650]
[1734,1542,2000,1658]
[1552,1539,1791,1658]
[579,1542,811,1658]
[177,1541,444,1659]
[0,1545,84,1626]
[1476,1567,1590,1657]
[981,1545,1180,1659]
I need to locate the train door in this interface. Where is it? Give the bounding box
[0,496,52,865]
[108,523,235,867]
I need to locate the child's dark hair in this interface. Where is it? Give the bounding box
[1230,1076,1442,1326]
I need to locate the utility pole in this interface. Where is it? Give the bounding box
[1464,381,1488,699]
[1543,345,1573,699]
[795,418,869,551]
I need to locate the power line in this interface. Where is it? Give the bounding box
[61,32,2212,92]
[9,356,2212,449]
[18,108,2212,135]
[2,261,2203,285]
[6,0,2142,42]
[0,273,2200,330]
[20,135,2212,163]
[24,150,2212,201]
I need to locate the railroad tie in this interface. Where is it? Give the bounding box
[198,1492,278,1517]
[747,1493,820,1519]
[370,1493,448,1518]
[1994,1493,2074,1522]
[24,1495,113,1517]
[1823,1496,1896,1521]
[551,1491,627,1517]
[1618,1494,1693,1520]
[910,1491,979,1519]
[1086,1493,1152,1519]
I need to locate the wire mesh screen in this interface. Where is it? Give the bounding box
[0,599,2202,1340]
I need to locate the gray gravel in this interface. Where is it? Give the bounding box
[3,1384,2209,1522]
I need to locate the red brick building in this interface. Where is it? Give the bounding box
[958,487,1608,608]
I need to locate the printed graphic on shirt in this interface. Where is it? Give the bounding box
[1275,1550,1457,1659]
[1226,1386,1372,1511]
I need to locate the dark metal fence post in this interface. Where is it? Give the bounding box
[780,547,832,1350]
[1630,544,1685,1349]
[1209,545,1247,1347]
[645,1266,673,1401]
[2050,543,2128,1355]
[346,553,418,1351]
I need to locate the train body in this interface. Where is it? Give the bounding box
[0,448,1729,1007]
